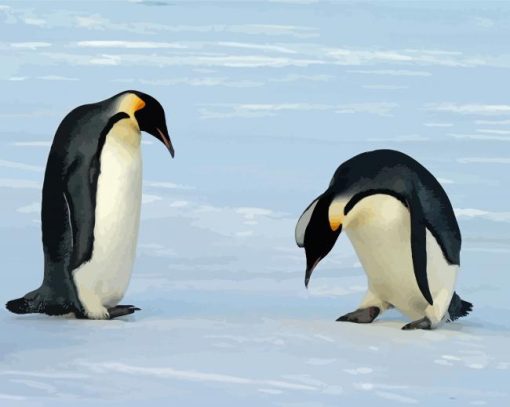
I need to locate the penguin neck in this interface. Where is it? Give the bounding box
[329,195,373,231]
[110,93,144,152]
[116,93,145,119]
[332,192,406,232]
[107,117,142,153]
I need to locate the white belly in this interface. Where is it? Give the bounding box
[73,124,142,309]
[344,194,458,320]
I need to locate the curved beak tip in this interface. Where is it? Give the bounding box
[305,277,310,289]
[156,127,175,158]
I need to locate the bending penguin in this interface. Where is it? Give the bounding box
[6,90,174,320]
[295,149,472,330]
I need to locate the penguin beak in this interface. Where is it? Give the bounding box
[156,128,175,158]
[305,257,322,288]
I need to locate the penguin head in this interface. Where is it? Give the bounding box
[295,192,342,287]
[123,91,175,157]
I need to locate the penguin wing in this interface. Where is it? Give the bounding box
[407,191,434,306]
[411,166,461,307]
[64,159,97,270]
[417,187,461,266]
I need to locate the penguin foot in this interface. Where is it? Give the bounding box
[107,305,141,319]
[402,317,432,330]
[336,306,380,323]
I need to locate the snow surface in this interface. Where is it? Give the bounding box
[1,1,509,406]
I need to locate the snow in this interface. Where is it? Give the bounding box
[1,190,508,405]
[1,1,510,405]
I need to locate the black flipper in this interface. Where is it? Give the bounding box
[64,163,96,271]
[408,193,434,306]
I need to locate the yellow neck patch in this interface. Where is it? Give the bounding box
[118,93,146,116]
[328,200,344,231]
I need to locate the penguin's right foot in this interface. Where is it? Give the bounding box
[336,306,380,323]
[107,305,141,319]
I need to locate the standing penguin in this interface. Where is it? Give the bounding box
[6,90,174,320]
[296,149,472,330]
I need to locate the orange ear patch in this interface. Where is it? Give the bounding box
[132,95,146,112]
[118,93,146,116]
[328,200,343,231]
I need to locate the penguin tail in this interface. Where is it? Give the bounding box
[447,292,473,322]
[5,297,39,314]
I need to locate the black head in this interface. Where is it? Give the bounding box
[295,192,342,287]
[131,91,174,157]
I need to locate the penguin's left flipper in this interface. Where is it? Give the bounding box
[402,317,432,330]
[107,305,141,319]
[408,193,434,306]
[336,306,380,323]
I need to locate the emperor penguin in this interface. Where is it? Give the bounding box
[295,149,472,330]
[6,90,174,320]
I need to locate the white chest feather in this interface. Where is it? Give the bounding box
[343,194,457,320]
[73,120,142,308]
